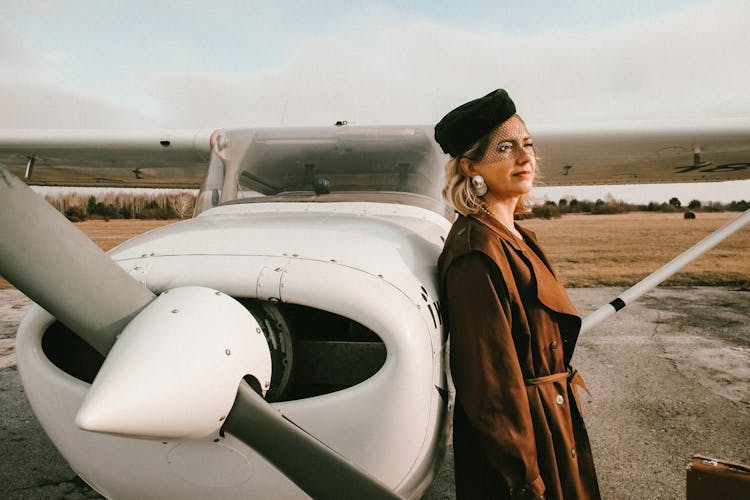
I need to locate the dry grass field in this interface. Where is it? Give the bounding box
[67,219,176,253]
[1,212,748,289]
[522,211,750,288]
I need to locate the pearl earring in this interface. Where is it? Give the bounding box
[472,175,487,196]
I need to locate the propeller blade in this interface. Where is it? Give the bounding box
[225,383,402,500]
[0,166,155,354]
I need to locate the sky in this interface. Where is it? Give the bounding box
[2,0,749,203]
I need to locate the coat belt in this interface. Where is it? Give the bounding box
[525,367,591,414]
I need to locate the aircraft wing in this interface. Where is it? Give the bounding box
[1,119,749,190]
[0,129,213,188]
[532,118,750,185]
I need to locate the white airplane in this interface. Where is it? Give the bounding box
[0,120,749,499]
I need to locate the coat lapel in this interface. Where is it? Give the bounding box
[473,212,578,317]
[520,229,578,316]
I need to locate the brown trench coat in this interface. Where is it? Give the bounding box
[438,212,600,500]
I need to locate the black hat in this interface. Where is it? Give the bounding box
[434,89,516,157]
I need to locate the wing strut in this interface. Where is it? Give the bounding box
[580,208,750,334]
[25,155,35,179]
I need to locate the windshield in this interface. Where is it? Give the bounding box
[195,126,449,216]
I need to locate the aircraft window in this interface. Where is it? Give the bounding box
[221,127,448,215]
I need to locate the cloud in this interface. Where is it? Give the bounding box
[0,19,46,77]
[514,1,750,123]
[0,18,153,128]
[146,1,750,128]
[2,1,749,129]
[0,84,153,128]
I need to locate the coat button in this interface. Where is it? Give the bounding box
[571,448,577,458]
[550,341,558,351]
[555,394,564,405]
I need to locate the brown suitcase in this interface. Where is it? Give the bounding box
[686,455,750,500]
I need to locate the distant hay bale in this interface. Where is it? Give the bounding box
[684,211,696,219]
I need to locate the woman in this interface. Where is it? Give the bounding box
[435,89,600,500]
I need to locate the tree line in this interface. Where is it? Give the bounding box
[530,196,749,219]
[45,191,748,222]
[45,191,196,222]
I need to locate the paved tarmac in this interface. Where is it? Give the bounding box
[1,287,748,499]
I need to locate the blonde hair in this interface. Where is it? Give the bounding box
[442,156,481,215]
[442,136,535,216]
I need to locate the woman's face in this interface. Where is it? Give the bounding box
[464,115,536,201]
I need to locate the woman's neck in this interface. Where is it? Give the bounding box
[482,195,519,231]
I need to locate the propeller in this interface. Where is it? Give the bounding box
[225,382,400,499]
[0,166,402,499]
